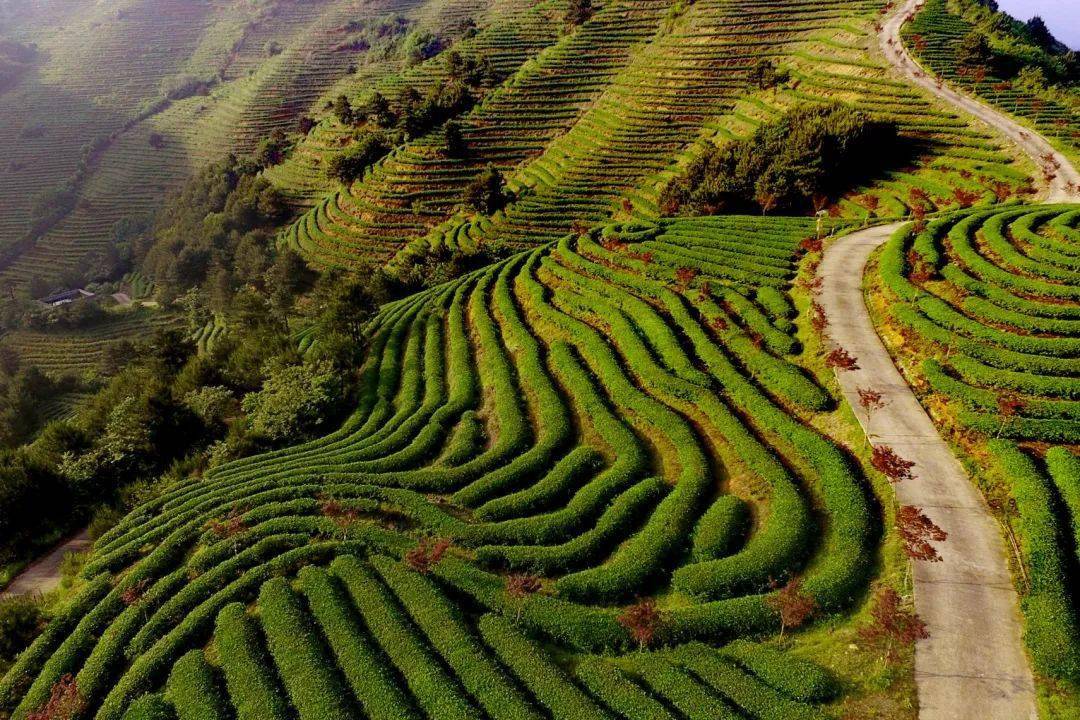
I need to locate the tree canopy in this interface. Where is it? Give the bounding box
[660,103,901,215]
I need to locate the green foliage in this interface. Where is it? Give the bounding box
[298,566,420,720]
[477,614,610,719]
[241,361,346,444]
[164,650,229,720]
[661,103,901,215]
[444,119,466,158]
[214,603,290,720]
[465,164,509,214]
[988,442,1080,683]
[955,29,994,68]
[257,577,360,720]
[0,596,44,662]
[747,59,789,90]
[254,131,291,169]
[122,693,176,720]
[565,0,594,26]
[402,30,443,65]
[718,639,838,702]
[326,132,390,184]
[139,154,288,299]
[2,215,869,718]
[574,656,676,720]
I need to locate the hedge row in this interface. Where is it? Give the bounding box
[370,555,542,720]
[257,577,360,720]
[332,555,480,719]
[987,442,1080,683]
[573,656,677,720]
[214,603,291,720]
[164,650,229,720]
[674,643,828,720]
[476,614,612,720]
[297,565,420,720]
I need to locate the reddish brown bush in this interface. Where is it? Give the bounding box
[871,445,915,483]
[859,585,928,663]
[27,674,84,720]
[824,347,858,370]
[617,599,661,649]
[766,577,816,639]
[897,505,947,562]
[404,537,452,574]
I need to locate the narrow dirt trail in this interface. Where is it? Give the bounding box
[818,3,1080,718]
[0,530,91,599]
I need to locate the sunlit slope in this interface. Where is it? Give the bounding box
[1,216,875,718]
[0,0,501,287]
[877,203,1080,684]
[281,0,1034,270]
[904,0,1079,164]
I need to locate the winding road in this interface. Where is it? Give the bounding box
[819,3,1080,718]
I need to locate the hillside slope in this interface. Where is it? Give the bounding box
[275,0,1038,271]
[0,0,496,288]
[0,215,886,718]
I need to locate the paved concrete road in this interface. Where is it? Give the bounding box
[0,529,91,599]
[882,0,1080,204]
[820,224,1037,720]
[819,4,1080,718]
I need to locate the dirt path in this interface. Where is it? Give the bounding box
[0,530,91,599]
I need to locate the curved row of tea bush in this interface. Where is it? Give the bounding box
[3,215,871,718]
[878,204,1080,684]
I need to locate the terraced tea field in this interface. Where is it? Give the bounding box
[0,216,886,718]
[0,0,503,288]
[903,0,1080,165]
[874,205,1080,689]
[0,309,184,380]
[882,207,1080,445]
[278,0,1038,272]
[5,0,1080,716]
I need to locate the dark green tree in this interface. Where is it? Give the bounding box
[444,119,467,158]
[1024,16,1054,50]
[747,58,789,90]
[333,94,354,125]
[326,132,390,184]
[465,164,509,214]
[660,103,900,215]
[364,91,395,127]
[565,0,593,26]
[254,130,290,168]
[955,30,994,68]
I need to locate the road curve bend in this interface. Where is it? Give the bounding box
[818,3,1080,718]
[820,224,1037,720]
[881,0,1080,204]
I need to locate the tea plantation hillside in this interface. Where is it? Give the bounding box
[276,0,1042,270]
[0,0,503,289]
[903,0,1079,166]
[0,215,892,719]
[3,0,1080,718]
[876,205,1080,688]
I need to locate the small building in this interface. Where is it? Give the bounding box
[39,288,95,307]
